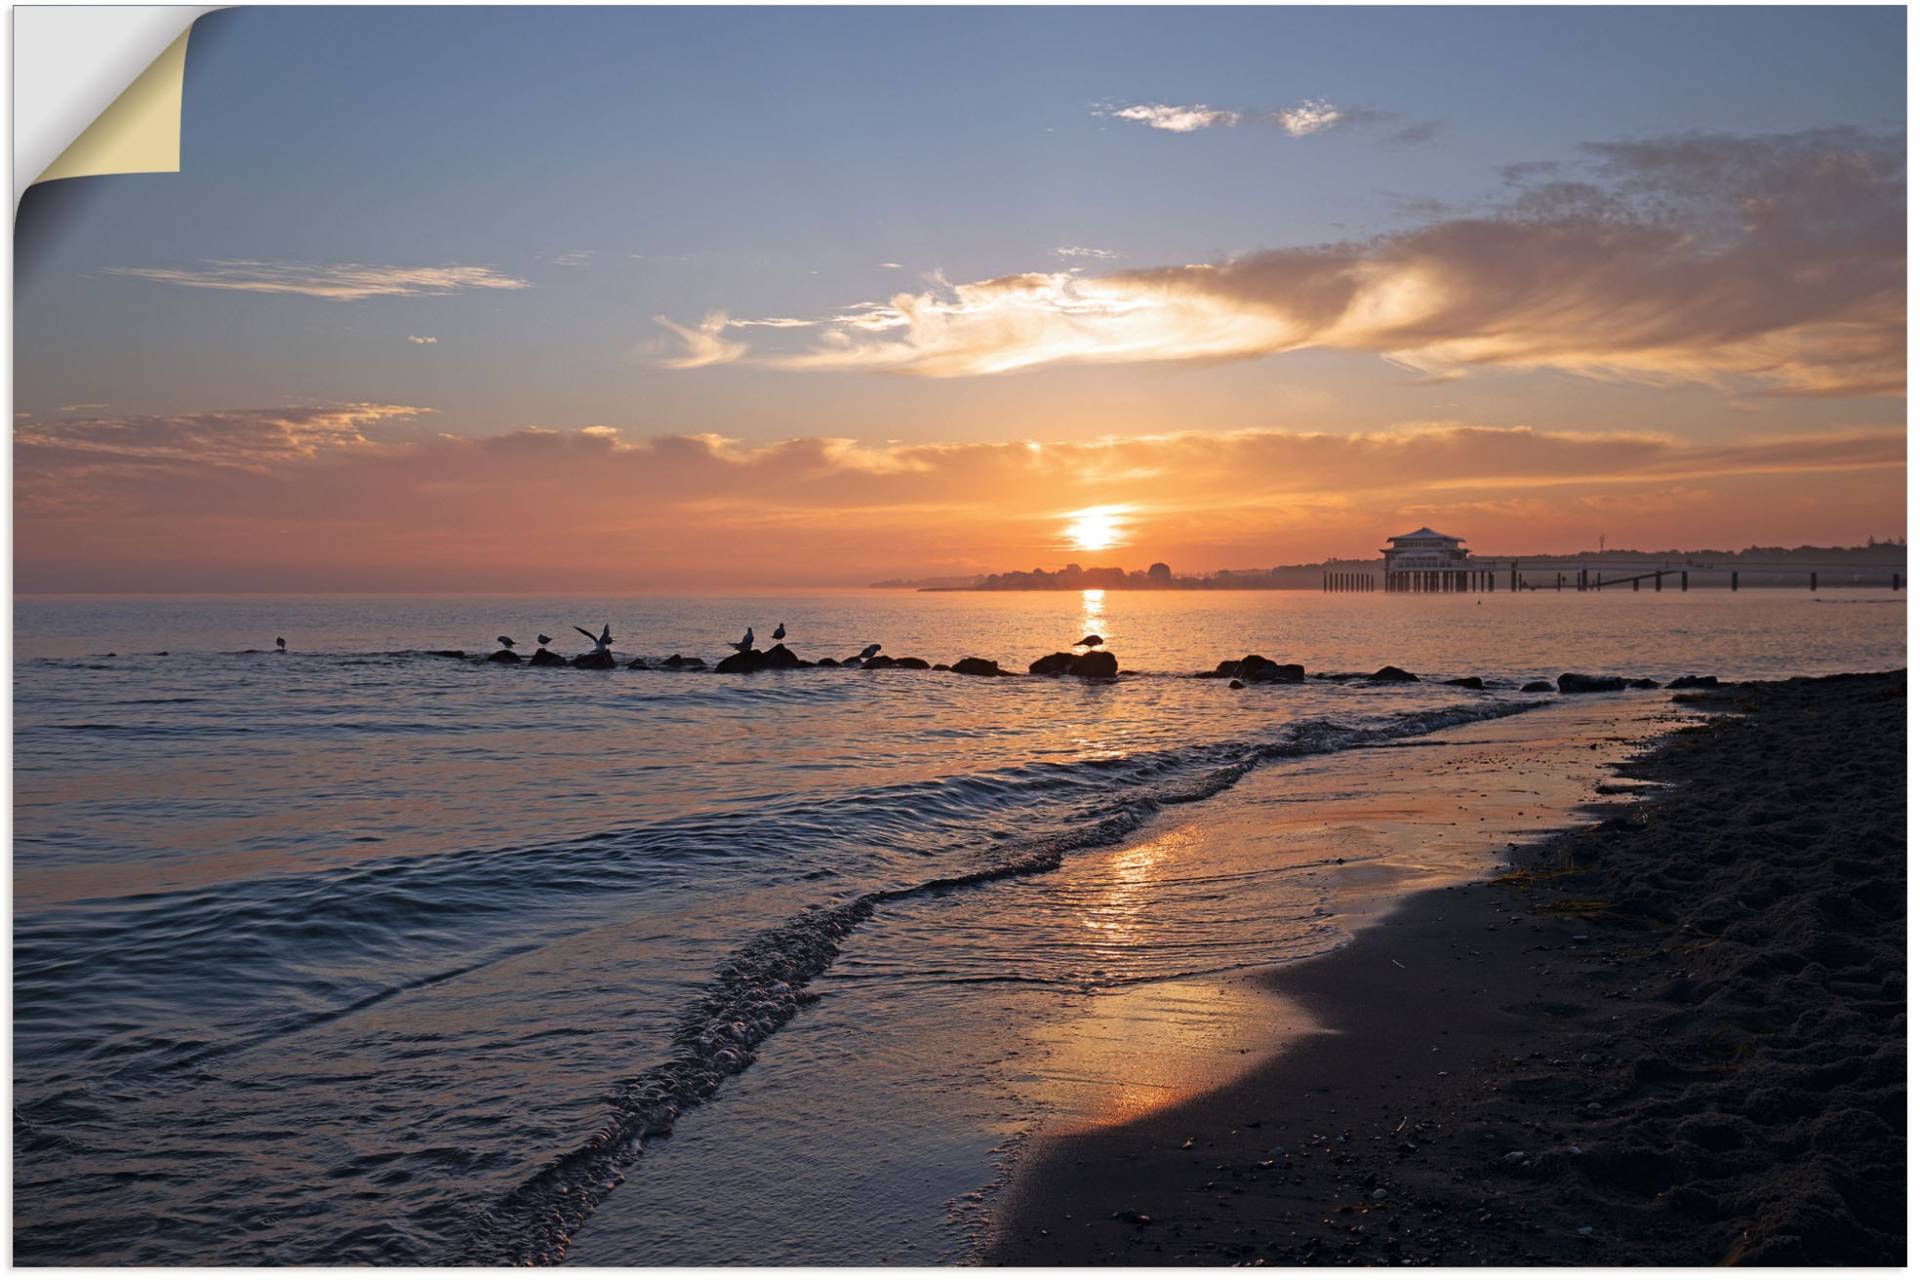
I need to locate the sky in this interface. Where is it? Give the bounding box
[14,5,1908,591]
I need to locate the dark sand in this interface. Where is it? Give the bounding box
[989,672,1905,1266]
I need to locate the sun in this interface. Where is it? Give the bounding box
[1063,505,1129,553]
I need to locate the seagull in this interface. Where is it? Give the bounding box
[498,635,516,650]
[729,627,755,654]
[574,623,613,655]
[858,643,882,661]
[275,636,287,652]
[772,622,786,642]
[537,633,553,647]
[1076,634,1104,648]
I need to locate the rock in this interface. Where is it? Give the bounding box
[932,663,950,671]
[951,657,1003,677]
[428,649,468,659]
[487,649,523,664]
[892,656,931,670]
[1442,676,1485,689]
[815,658,842,667]
[1668,674,1719,689]
[1229,679,1245,690]
[715,649,765,673]
[659,654,705,669]
[1521,680,1555,692]
[571,651,616,670]
[626,658,650,669]
[1628,677,1660,689]
[862,655,899,670]
[528,648,568,667]
[1205,654,1300,682]
[1557,672,1627,694]
[1238,654,1277,679]
[761,643,805,669]
[1369,665,1419,682]
[1068,650,1118,678]
[1029,652,1077,676]
[841,656,867,667]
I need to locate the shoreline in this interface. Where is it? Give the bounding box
[987,671,1905,1266]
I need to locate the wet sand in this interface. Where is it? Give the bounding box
[988,672,1905,1266]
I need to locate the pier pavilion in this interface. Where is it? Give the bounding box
[1382,527,1475,592]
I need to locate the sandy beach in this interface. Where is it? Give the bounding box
[989,671,1906,1267]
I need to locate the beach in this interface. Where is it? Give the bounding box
[988,670,1906,1266]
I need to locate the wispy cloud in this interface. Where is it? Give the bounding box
[547,250,594,267]
[105,261,532,301]
[407,335,438,345]
[1104,103,1243,132]
[695,129,1903,397]
[1099,99,1437,144]
[1273,99,1343,136]
[654,312,749,368]
[879,262,904,269]
[1055,245,1118,261]
[15,403,432,477]
[1100,98,1346,136]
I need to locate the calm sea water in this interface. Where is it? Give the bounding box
[12,589,1904,1263]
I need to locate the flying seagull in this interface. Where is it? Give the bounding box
[574,624,612,655]
[772,622,786,642]
[275,636,287,652]
[537,633,553,647]
[858,643,882,661]
[1076,634,1104,648]
[730,627,755,654]
[498,635,516,650]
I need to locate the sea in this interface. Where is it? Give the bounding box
[11,588,1906,1264]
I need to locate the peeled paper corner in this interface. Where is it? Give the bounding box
[33,25,192,187]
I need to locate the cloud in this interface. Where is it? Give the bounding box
[879,262,904,269]
[15,409,1903,590]
[709,129,1903,396]
[1100,99,1351,136]
[105,261,531,301]
[1055,245,1119,261]
[407,335,438,345]
[654,312,749,368]
[1272,99,1342,137]
[1103,103,1242,132]
[547,250,594,267]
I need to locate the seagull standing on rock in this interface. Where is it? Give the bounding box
[498,635,516,650]
[858,643,882,661]
[574,624,613,656]
[537,633,553,648]
[1076,634,1104,648]
[772,622,786,642]
[730,627,755,654]
[275,636,287,653]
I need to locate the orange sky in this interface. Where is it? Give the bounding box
[15,409,1906,592]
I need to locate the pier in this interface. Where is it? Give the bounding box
[1344,527,1905,594]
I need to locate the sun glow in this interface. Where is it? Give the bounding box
[1063,505,1129,552]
